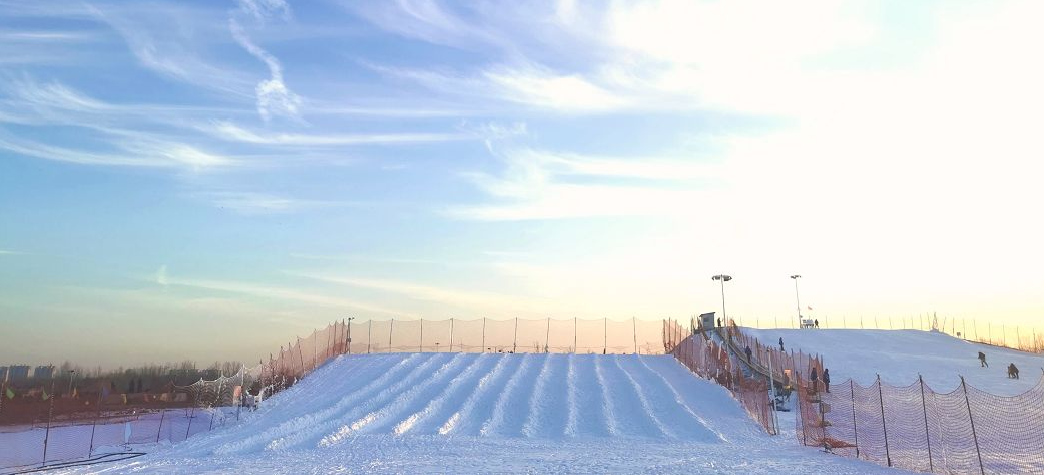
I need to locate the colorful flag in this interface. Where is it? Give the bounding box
[42,389,49,401]
[5,387,13,399]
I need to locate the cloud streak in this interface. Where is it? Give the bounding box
[230,0,301,122]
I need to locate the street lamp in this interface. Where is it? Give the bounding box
[346,317,356,354]
[790,275,802,329]
[711,274,732,327]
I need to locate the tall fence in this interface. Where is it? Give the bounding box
[664,318,792,435]
[332,317,666,355]
[0,321,348,472]
[796,370,1044,473]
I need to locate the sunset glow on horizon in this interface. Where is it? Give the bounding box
[2,0,1044,368]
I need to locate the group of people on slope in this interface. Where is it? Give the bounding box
[809,367,831,393]
[978,351,1020,379]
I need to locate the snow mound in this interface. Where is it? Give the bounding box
[745,328,1044,395]
[52,353,910,474]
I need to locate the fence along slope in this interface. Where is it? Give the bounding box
[663,318,781,435]
[797,363,1044,473]
[0,321,349,472]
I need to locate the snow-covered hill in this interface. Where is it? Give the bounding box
[54,352,905,474]
[746,328,1044,395]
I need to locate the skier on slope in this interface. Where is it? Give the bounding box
[778,337,785,352]
[978,351,989,368]
[823,368,831,393]
[810,367,819,393]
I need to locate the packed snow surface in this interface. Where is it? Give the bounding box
[746,328,1044,395]
[53,353,906,474]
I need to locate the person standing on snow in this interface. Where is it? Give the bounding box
[978,351,989,368]
[744,345,753,363]
[814,319,820,328]
[810,367,819,393]
[778,337,785,352]
[823,368,831,393]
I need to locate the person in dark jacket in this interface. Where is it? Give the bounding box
[744,345,752,363]
[810,367,819,393]
[978,351,988,368]
[778,337,785,352]
[1008,363,1019,379]
[814,319,820,328]
[823,368,831,393]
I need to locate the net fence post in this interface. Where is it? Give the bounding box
[156,409,165,443]
[545,317,550,353]
[185,383,198,440]
[420,318,424,352]
[961,376,985,475]
[876,374,891,467]
[513,317,518,353]
[450,318,455,352]
[482,317,486,351]
[368,320,372,353]
[850,379,859,459]
[573,317,577,353]
[389,318,394,352]
[42,372,55,467]
[633,316,638,354]
[297,337,304,375]
[88,388,103,456]
[918,374,933,473]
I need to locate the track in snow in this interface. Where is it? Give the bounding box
[57,353,912,474]
[170,353,746,458]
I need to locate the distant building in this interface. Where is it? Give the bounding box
[33,366,54,379]
[6,365,30,380]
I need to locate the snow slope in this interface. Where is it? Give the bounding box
[746,328,1044,395]
[50,352,906,474]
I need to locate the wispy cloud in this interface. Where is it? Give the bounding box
[90,3,255,98]
[198,191,357,215]
[207,121,468,146]
[168,276,407,316]
[0,134,236,169]
[155,265,169,286]
[447,147,717,220]
[230,0,301,122]
[288,271,545,314]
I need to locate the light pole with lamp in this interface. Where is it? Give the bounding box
[711,274,732,327]
[790,275,802,329]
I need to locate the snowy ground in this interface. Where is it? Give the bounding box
[45,353,904,474]
[746,328,1044,394]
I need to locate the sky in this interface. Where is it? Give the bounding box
[2,0,1044,368]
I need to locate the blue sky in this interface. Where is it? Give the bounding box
[3,0,1044,367]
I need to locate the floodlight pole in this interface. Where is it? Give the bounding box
[791,275,802,329]
[712,274,732,327]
